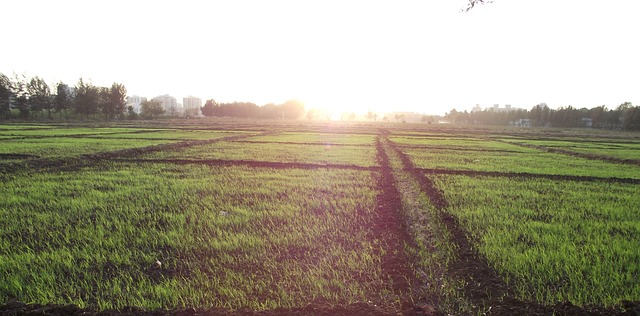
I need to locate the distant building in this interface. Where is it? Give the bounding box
[126,95,144,113]
[471,104,482,113]
[183,96,202,117]
[152,94,179,113]
[512,118,531,127]
[581,118,593,127]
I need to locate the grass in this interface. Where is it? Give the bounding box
[0,162,394,310]
[0,127,148,137]
[91,130,254,141]
[142,141,378,167]
[244,132,376,145]
[390,136,538,152]
[0,124,56,130]
[0,137,177,160]
[1,122,639,313]
[431,174,640,307]
[502,139,640,160]
[400,147,640,179]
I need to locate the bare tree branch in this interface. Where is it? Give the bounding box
[463,0,493,12]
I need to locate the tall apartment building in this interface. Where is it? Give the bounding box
[126,95,145,113]
[183,96,202,116]
[152,94,178,112]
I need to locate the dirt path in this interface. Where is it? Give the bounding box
[383,131,640,315]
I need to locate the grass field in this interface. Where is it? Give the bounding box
[0,122,638,315]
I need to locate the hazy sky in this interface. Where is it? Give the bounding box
[2,0,639,115]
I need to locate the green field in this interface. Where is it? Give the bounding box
[432,175,640,306]
[502,138,640,160]
[1,122,638,315]
[142,141,377,167]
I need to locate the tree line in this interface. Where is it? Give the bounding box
[200,99,305,120]
[0,72,128,120]
[445,102,640,130]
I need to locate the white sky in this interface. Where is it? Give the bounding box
[2,0,639,115]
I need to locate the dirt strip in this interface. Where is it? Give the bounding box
[385,132,640,315]
[418,168,640,184]
[373,136,428,314]
[0,300,398,316]
[118,158,379,171]
[384,134,512,307]
[504,141,640,166]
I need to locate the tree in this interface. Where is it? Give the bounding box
[201,99,217,117]
[140,99,164,118]
[74,78,99,118]
[366,110,377,121]
[306,108,316,120]
[107,83,127,119]
[590,105,606,128]
[126,105,138,119]
[27,76,52,118]
[280,99,305,119]
[12,74,30,119]
[0,73,11,120]
[53,82,72,117]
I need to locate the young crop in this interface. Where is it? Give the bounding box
[401,147,640,179]
[432,175,640,307]
[244,132,376,145]
[0,137,176,159]
[0,162,393,310]
[90,130,253,141]
[142,141,378,167]
[0,127,145,137]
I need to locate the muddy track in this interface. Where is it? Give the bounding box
[383,133,512,307]
[0,300,399,316]
[373,136,430,315]
[118,158,379,171]
[384,132,640,315]
[0,153,39,159]
[504,141,640,166]
[419,168,640,185]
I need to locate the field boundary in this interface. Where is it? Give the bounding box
[418,168,640,184]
